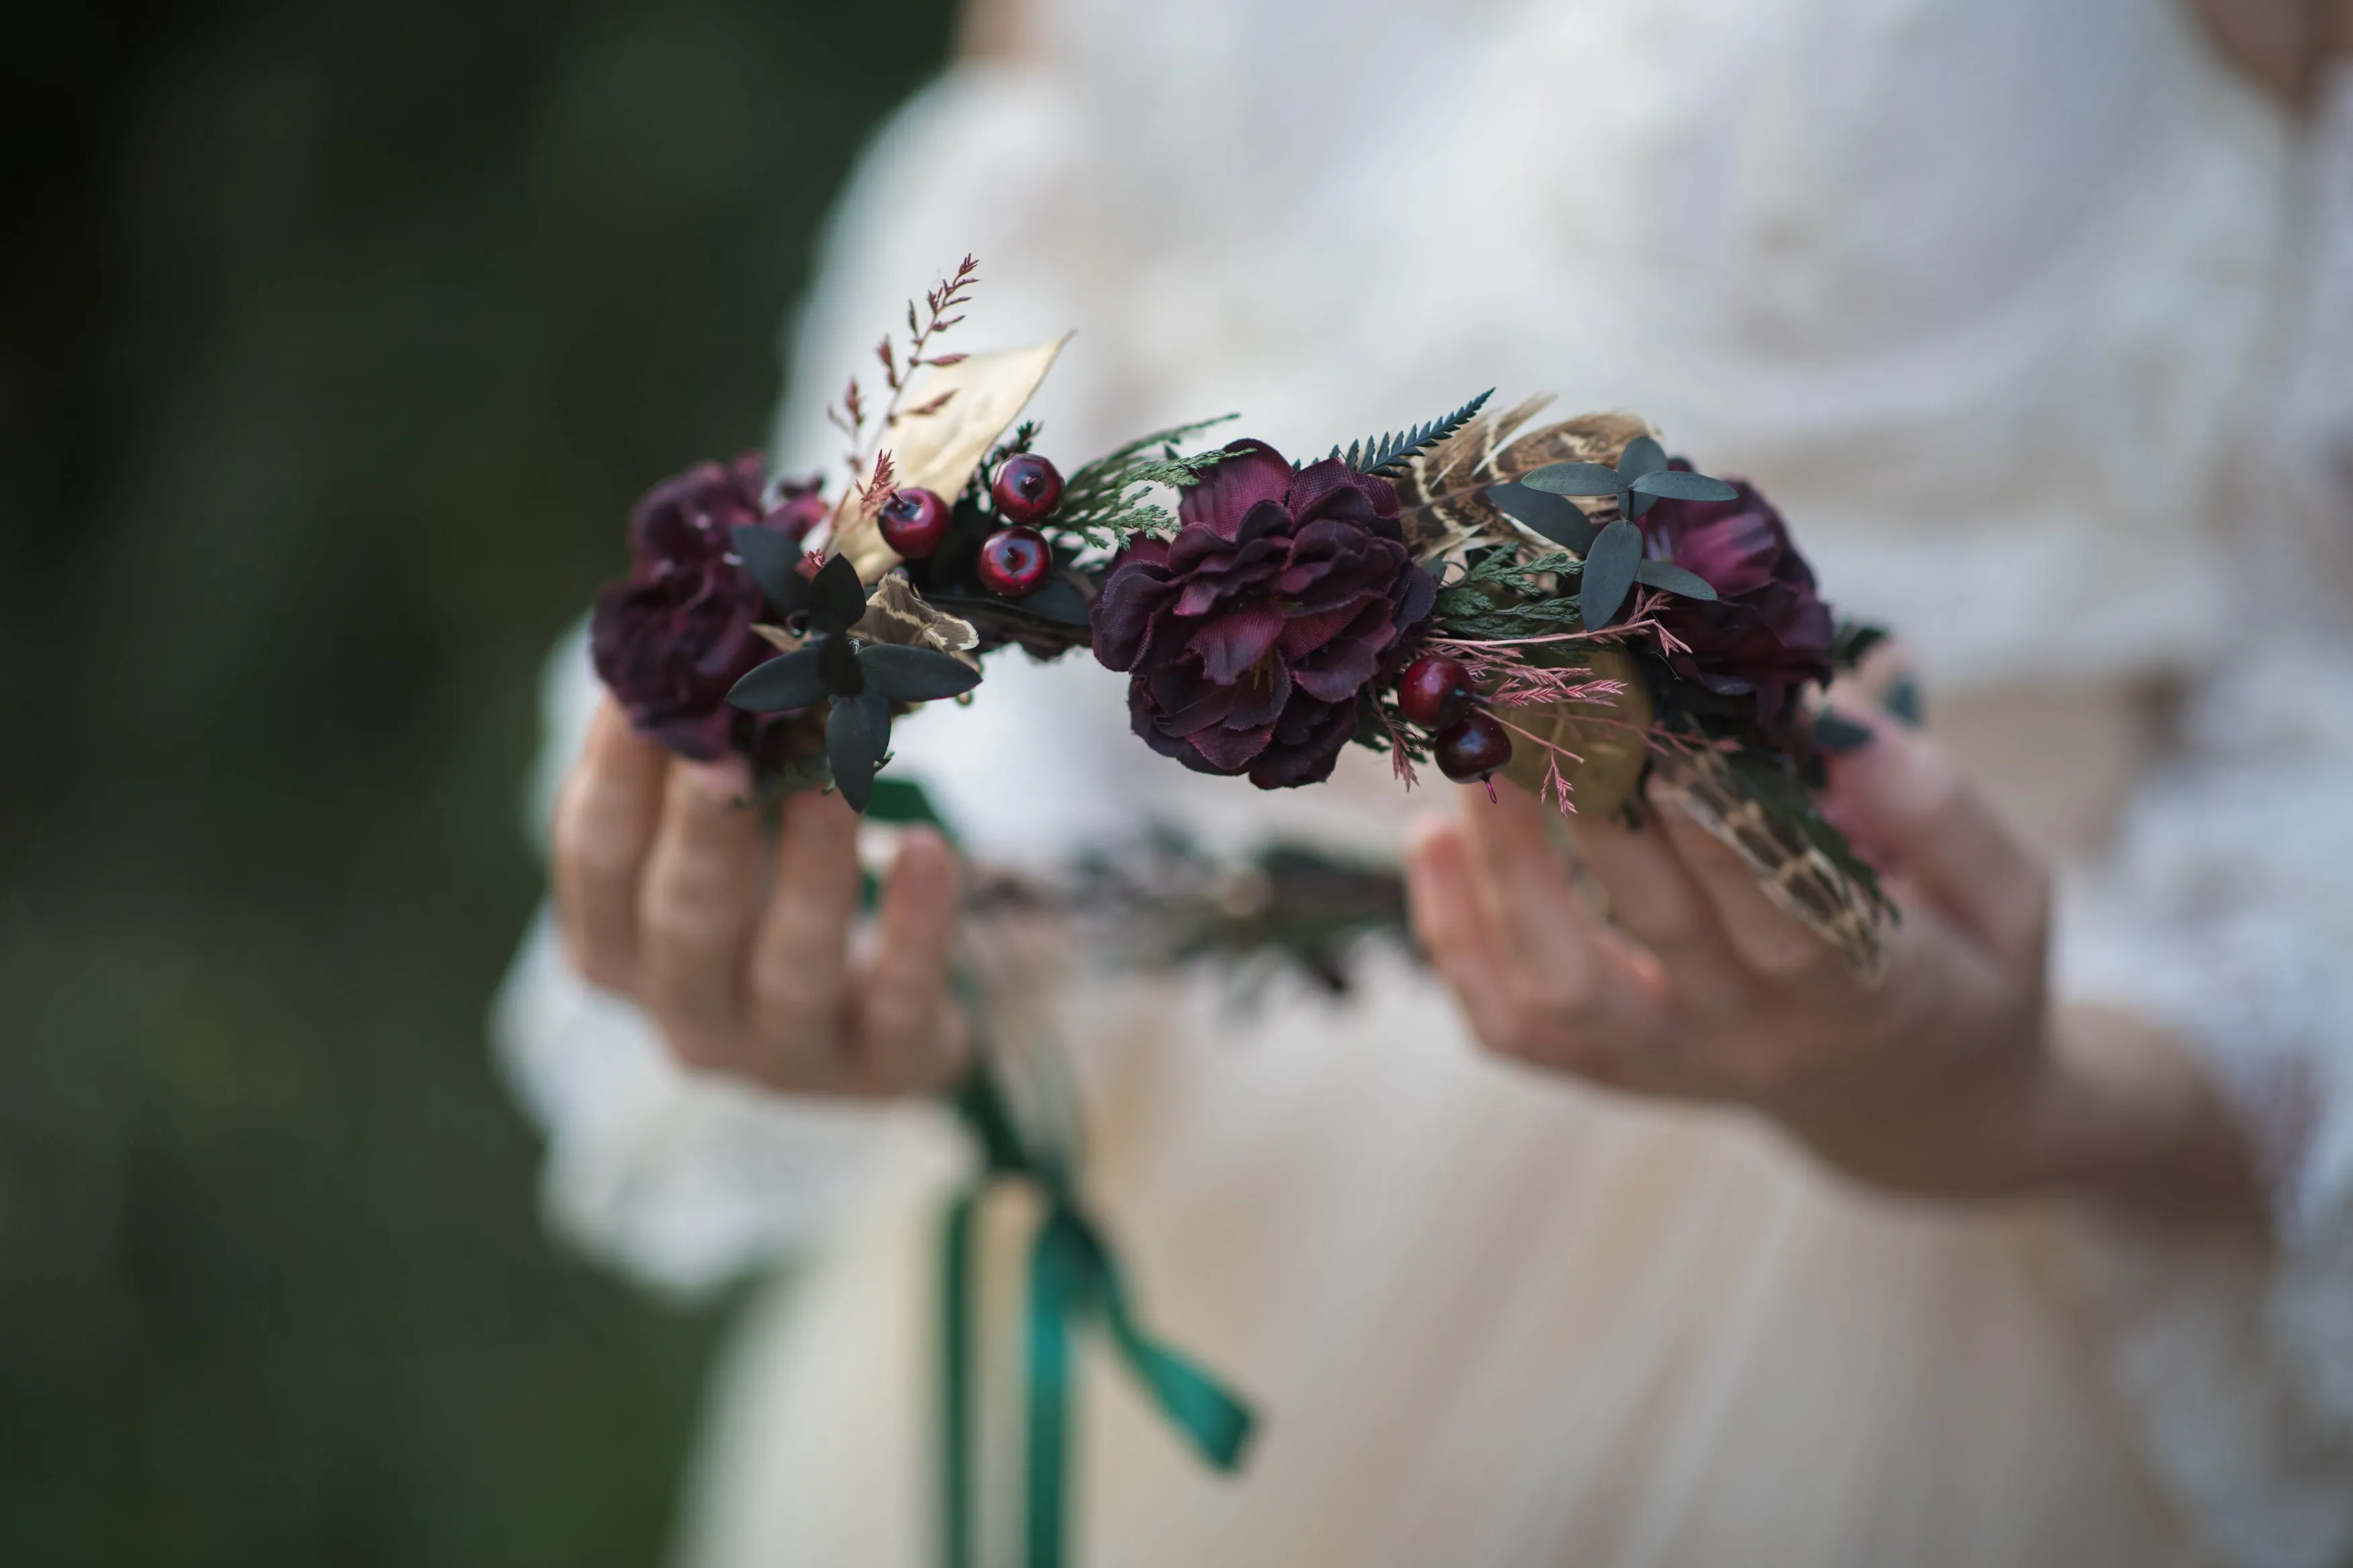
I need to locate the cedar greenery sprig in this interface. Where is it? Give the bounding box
[1326,389,1493,478]
[1047,416,1242,549]
[1430,548,1587,638]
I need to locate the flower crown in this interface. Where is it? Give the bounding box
[591,259,1893,978]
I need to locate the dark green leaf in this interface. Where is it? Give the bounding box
[1884,675,1923,729]
[1831,620,1888,669]
[1626,489,1658,520]
[817,632,864,694]
[807,554,869,634]
[726,647,826,712]
[824,687,892,813]
[1811,708,1875,756]
[1006,573,1092,626]
[1579,520,1643,629]
[1628,469,1739,501]
[1485,482,1597,552]
[860,643,982,703]
[732,525,808,616]
[1615,436,1667,481]
[1519,462,1625,497]
[1632,559,1718,600]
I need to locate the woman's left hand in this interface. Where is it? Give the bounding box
[1405,700,2260,1214]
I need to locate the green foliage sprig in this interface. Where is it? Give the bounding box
[1049,416,1241,549]
[1429,548,1588,638]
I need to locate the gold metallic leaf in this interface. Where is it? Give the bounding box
[834,335,1072,581]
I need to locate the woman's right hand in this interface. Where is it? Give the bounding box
[549,696,969,1097]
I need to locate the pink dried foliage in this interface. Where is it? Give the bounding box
[831,254,984,488]
[858,449,898,520]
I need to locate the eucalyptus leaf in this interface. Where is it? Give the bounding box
[1519,462,1626,497]
[726,647,827,712]
[1485,483,1598,553]
[1615,436,1667,481]
[861,643,982,703]
[1632,559,1719,600]
[1578,519,1644,629]
[817,632,864,694]
[731,525,809,616]
[1626,489,1658,520]
[1628,469,1739,502]
[824,686,893,813]
[807,554,870,635]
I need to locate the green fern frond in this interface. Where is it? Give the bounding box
[1326,390,1494,478]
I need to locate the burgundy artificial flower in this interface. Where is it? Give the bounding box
[592,452,827,762]
[1640,473,1835,740]
[1092,440,1436,788]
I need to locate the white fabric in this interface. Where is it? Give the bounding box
[494,6,2353,1564]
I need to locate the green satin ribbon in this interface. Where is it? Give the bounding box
[862,777,1254,1568]
[945,1069,1254,1568]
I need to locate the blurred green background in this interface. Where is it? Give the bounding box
[0,1,953,1561]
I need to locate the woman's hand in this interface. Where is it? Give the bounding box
[1406,701,2262,1216]
[549,696,968,1096]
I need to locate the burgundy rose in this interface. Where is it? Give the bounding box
[1640,472,1834,739]
[592,452,826,762]
[1092,440,1436,788]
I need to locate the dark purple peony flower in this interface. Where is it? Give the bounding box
[1091,440,1437,788]
[592,452,827,762]
[1640,472,1835,740]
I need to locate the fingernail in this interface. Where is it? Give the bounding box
[680,757,753,804]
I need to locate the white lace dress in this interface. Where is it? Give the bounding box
[495,3,2353,1563]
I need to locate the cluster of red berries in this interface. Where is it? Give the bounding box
[1397,653,1512,783]
[877,453,1064,597]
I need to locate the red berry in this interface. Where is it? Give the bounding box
[975,526,1051,596]
[877,487,951,559]
[990,454,1064,523]
[1397,654,1477,730]
[1435,711,1513,782]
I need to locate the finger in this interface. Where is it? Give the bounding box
[549,698,668,992]
[637,755,763,1059]
[1557,793,1759,1020]
[744,786,867,1088]
[1442,786,1679,1075]
[1406,815,1544,1056]
[1646,779,1854,998]
[1825,707,2048,961]
[849,827,968,1094]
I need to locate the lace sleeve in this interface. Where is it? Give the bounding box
[2047,69,2353,1567]
[2055,635,2353,1566]
[489,628,962,1296]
